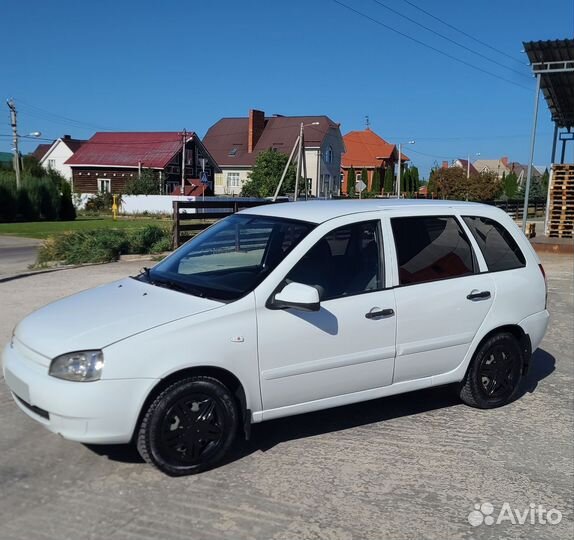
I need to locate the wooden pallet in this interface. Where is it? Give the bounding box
[546,164,574,238]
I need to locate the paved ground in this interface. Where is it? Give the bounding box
[0,255,572,540]
[0,236,42,277]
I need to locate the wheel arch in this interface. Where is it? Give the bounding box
[132,365,251,443]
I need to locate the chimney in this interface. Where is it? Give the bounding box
[63,134,71,140]
[442,160,449,169]
[500,156,509,167]
[248,109,265,153]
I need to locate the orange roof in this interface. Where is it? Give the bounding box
[342,129,409,167]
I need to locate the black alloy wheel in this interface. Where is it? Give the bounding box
[459,332,523,409]
[137,376,238,476]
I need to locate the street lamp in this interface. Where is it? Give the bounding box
[467,152,480,179]
[397,140,415,198]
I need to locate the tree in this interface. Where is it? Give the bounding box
[371,167,382,195]
[347,167,356,198]
[240,149,295,198]
[59,181,76,221]
[402,167,411,194]
[410,166,420,192]
[125,168,161,195]
[503,171,518,198]
[360,167,369,194]
[429,166,501,201]
[383,166,394,194]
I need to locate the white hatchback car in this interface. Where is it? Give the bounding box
[3,200,549,475]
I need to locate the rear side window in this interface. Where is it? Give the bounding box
[391,216,475,285]
[463,216,526,272]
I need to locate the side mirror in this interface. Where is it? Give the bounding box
[271,282,320,312]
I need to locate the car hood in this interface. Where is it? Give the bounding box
[15,277,223,362]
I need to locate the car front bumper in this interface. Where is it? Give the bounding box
[2,341,158,444]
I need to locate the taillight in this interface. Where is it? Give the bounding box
[539,264,548,309]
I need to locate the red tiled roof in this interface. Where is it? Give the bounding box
[31,143,53,161]
[457,159,479,176]
[60,137,87,153]
[342,129,409,168]
[65,132,193,168]
[203,115,339,167]
[171,179,208,196]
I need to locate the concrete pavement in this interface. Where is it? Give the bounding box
[0,255,572,540]
[0,236,42,277]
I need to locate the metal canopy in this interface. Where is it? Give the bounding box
[523,39,574,129]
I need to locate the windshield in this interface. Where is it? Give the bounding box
[146,214,314,301]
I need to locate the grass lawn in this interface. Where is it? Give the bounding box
[0,216,173,239]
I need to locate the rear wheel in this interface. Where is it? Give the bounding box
[137,376,238,476]
[459,332,523,409]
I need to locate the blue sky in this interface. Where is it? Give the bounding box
[2,0,573,177]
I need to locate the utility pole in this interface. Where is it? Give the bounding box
[467,154,470,179]
[181,129,187,194]
[7,99,21,189]
[294,123,303,201]
[397,143,402,199]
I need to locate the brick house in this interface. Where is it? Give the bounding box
[65,132,219,194]
[341,128,409,194]
[203,109,344,197]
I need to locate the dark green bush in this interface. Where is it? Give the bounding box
[129,225,169,254]
[0,178,17,221]
[59,182,76,221]
[17,187,38,221]
[85,192,114,212]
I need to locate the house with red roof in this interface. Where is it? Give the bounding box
[65,132,219,194]
[203,109,344,197]
[341,128,408,194]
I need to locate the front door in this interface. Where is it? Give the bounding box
[257,219,396,412]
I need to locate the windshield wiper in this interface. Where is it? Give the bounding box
[152,277,207,298]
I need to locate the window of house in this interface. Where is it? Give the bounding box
[98,178,111,193]
[227,172,240,188]
[285,220,383,301]
[48,159,56,169]
[391,216,475,286]
[324,145,333,164]
[463,216,526,272]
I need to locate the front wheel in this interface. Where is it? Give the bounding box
[459,332,523,409]
[137,376,238,476]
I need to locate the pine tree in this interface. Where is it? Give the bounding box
[360,167,369,194]
[503,172,518,198]
[371,167,382,195]
[383,166,394,194]
[401,167,410,194]
[347,167,356,198]
[410,166,420,192]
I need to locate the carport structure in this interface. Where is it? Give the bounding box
[522,39,574,237]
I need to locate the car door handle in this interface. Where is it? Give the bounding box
[466,290,491,301]
[365,308,395,319]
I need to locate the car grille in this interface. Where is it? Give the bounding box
[14,394,50,420]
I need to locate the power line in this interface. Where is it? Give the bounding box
[370,0,530,80]
[331,0,532,91]
[400,0,526,66]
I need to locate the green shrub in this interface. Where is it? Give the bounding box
[0,178,17,221]
[37,225,172,265]
[129,225,169,254]
[59,182,76,221]
[85,192,114,212]
[17,187,38,221]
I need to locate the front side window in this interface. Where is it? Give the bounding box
[98,178,111,193]
[285,220,383,301]
[463,216,526,272]
[391,216,475,285]
[150,215,313,301]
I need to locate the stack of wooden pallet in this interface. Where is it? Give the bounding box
[546,164,574,238]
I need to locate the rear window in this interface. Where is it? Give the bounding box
[391,216,475,285]
[462,216,526,272]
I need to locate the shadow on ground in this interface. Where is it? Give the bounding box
[87,348,556,467]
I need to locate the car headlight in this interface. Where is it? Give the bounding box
[49,350,104,382]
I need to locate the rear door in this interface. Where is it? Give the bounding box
[388,213,495,383]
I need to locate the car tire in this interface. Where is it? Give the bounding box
[137,376,238,476]
[459,332,523,409]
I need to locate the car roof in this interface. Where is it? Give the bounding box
[240,199,489,224]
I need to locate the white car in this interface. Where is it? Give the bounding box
[2,200,549,475]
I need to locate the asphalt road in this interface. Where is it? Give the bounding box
[0,255,572,540]
[0,236,42,277]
